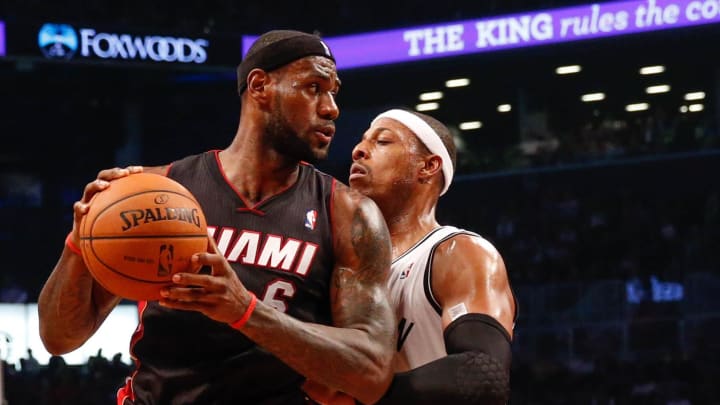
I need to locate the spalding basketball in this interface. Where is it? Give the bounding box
[79,173,208,301]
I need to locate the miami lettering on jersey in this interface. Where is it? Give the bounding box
[207,226,319,276]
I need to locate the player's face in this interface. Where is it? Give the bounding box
[266,56,341,163]
[349,118,425,201]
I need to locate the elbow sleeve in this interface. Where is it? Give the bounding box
[377,313,512,404]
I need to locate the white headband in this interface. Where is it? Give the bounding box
[372,109,454,195]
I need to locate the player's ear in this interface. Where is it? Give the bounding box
[418,155,443,182]
[246,68,272,104]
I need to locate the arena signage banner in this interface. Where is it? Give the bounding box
[37,23,209,63]
[2,21,242,68]
[243,0,720,69]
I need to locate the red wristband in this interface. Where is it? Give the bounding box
[229,292,257,330]
[65,232,82,256]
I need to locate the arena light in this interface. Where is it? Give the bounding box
[639,65,665,75]
[581,92,605,102]
[416,102,440,111]
[555,65,582,75]
[419,91,444,101]
[688,103,704,112]
[459,121,483,130]
[497,104,512,113]
[646,84,671,94]
[684,91,705,101]
[445,78,470,88]
[625,102,649,112]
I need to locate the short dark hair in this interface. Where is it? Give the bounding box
[410,111,457,173]
[236,30,335,95]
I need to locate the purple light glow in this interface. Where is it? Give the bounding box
[0,21,6,57]
[243,0,719,70]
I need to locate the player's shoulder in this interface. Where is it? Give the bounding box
[431,229,509,292]
[162,150,216,177]
[142,165,171,176]
[434,229,503,263]
[331,179,382,215]
[328,180,388,242]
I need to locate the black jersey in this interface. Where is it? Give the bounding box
[119,150,336,405]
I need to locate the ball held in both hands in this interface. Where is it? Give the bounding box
[79,173,208,301]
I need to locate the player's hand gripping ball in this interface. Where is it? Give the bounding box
[79,173,208,301]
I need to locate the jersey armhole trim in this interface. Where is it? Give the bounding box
[423,230,481,316]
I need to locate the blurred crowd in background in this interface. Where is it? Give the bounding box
[3,344,718,404]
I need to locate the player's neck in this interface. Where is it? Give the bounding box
[219,137,300,205]
[385,204,439,260]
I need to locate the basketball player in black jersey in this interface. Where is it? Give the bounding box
[38,30,396,405]
[305,109,516,404]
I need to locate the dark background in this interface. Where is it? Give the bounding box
[1,1,719,403]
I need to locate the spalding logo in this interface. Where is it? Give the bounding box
[120,207,202,231]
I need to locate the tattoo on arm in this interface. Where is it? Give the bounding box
[334,267,357,289]
[332,199,392,328]
[349,204,390,284]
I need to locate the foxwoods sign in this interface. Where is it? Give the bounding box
[38,23,209,64]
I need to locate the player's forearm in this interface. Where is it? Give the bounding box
[376,352,510,405]
[38,248,119,354]
[377,313,514,404]
[242,298,395,404]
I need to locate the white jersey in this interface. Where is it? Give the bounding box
[387,225,478,371]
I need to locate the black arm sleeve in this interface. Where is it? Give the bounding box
[375,313,512,405]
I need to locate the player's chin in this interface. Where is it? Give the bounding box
[348,178,371,195]
[310,145,330,161]
[295,148,324,164]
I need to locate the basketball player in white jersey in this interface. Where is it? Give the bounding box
[304,109,516,404]
[351,109,516,404]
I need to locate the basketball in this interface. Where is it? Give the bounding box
[79,173,209,301]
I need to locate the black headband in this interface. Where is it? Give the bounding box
[237,33,335,94]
